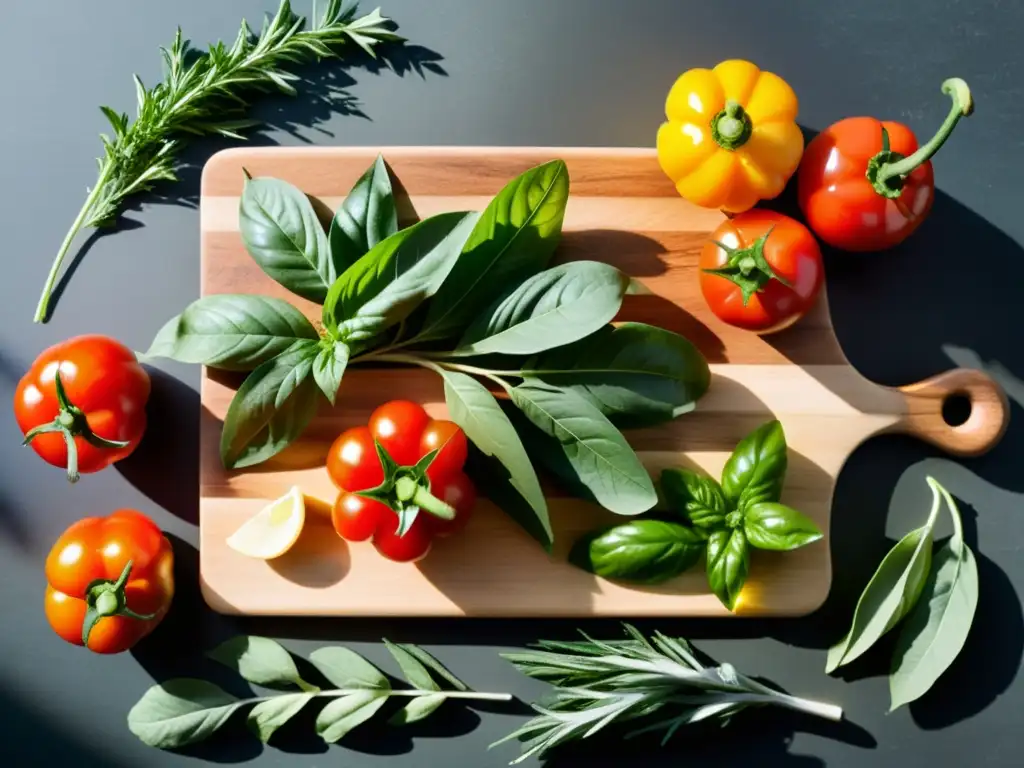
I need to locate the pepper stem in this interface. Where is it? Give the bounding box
[20,371,130,483]
[412,485,456,521]
[80,559,157,647]
[711,100,753,150]
[869,78,973,197]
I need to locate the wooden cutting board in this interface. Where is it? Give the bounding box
[198,146,1008,618]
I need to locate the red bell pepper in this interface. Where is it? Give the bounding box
[797,78,973,252]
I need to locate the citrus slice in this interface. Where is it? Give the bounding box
[226,486,305,559]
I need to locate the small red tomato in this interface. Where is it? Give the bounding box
[421,420,469,485]
[426,472,477,538]
[699,210,824,334]
[369,400,431,466]
[15,335,151,482]
[326,426,384,492]
[331,493,389,542]
[373,513,433,563]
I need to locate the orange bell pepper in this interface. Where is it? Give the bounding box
[657,60,803,214]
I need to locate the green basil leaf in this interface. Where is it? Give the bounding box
[510,382,657,516]
[706,529,749,611]
[316,690,389,743]
[329,154,397,272]
[570,520,705,584]
[743,502,823,552]
[453,261,629,356]
[207,636,306,689]
[889,479,979,710]
[143,295,319,371]
[323,211,479,341]
[312,341,349,406]
[721,419,787,509]
[826,525,936,673]
[523,322,711,428]
[660,468,729,531]
[383,639,439,691]
[389,693,447,726]
[390,645,469,691]
[417,160,569,342]
[127,678,243,749]
[440,371,551,549]
[309,646,391,690]
[239,175,333,303]
[248,693,315,743]
[219,340,321,469]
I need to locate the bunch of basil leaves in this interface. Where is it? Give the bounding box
[571,420,823,610]
[145,155,711,549]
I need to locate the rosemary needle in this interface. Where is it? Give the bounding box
[35,0,400,323]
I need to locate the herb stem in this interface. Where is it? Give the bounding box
[356,353,515,391]
[34,161,114,323]
[237,688,514,706]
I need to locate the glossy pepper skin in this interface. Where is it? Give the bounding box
[45,510,174,654]
[798,78,973,252]
[15,335,150,482]
[657,59,804,213]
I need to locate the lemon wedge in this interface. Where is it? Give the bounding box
[226,486,305,559]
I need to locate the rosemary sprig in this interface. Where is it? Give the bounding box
[35,0,400,323]
[493,624,843,765]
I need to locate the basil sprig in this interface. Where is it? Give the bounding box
[570,419,824,611]
[143,154,713,549]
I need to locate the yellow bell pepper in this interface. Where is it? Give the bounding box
[657,60,803,214]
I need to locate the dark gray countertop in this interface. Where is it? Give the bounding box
[2,1,1021,765]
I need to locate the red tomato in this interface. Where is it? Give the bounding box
[699,210,824,334]
[44,509,174,654]
[331,493,389,542]
[14,335,150,482]
[421,420,469,486]
[426,472,477,538]
[369,400,430,466]
[326,426,384,492]
[373,512,433,563]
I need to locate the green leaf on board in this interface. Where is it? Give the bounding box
[660,467,729,531]
[453,261,629,356]
[219,340,321,469]
[127,679,243,749]
[417,159,570,342]
[239,175,334,303]
[523,322,711,429]
[743,502,823,552]
[391,645,470,691]
[389,693,447,726]
[247,693,315,743]
[312,340,350,405]
[383,639,440,691]
[142,294,319,371]
[309,646,391,690]
[706,529,750,611]
[826,521,937,673]
[510,381,657,516]
[889,478,979,710]
[323,211,479,341]
[721,419,788,511]
[570,520,705,584]
[329,154,398,272]
[315,690,389,743]
[440,370,552,548]
[207,636,308,689]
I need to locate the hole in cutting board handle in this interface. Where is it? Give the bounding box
[942,392,972,427]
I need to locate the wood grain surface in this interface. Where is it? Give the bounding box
[198,147,1009,618]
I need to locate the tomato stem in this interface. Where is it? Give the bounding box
[702,226,790,306]
[869,78,973,198]
[413,484,456,521]
[80,559,157,646]
[21,371,131,483]
[711,100,753,151]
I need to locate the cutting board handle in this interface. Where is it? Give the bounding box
[896,368,1010,457]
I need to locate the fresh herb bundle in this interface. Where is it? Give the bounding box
[35,0,400,323]
[570,419,823,610]
[828,476,979,710]
[128,636,511,748]
[145,155,711,547]
[493,624,842,764]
